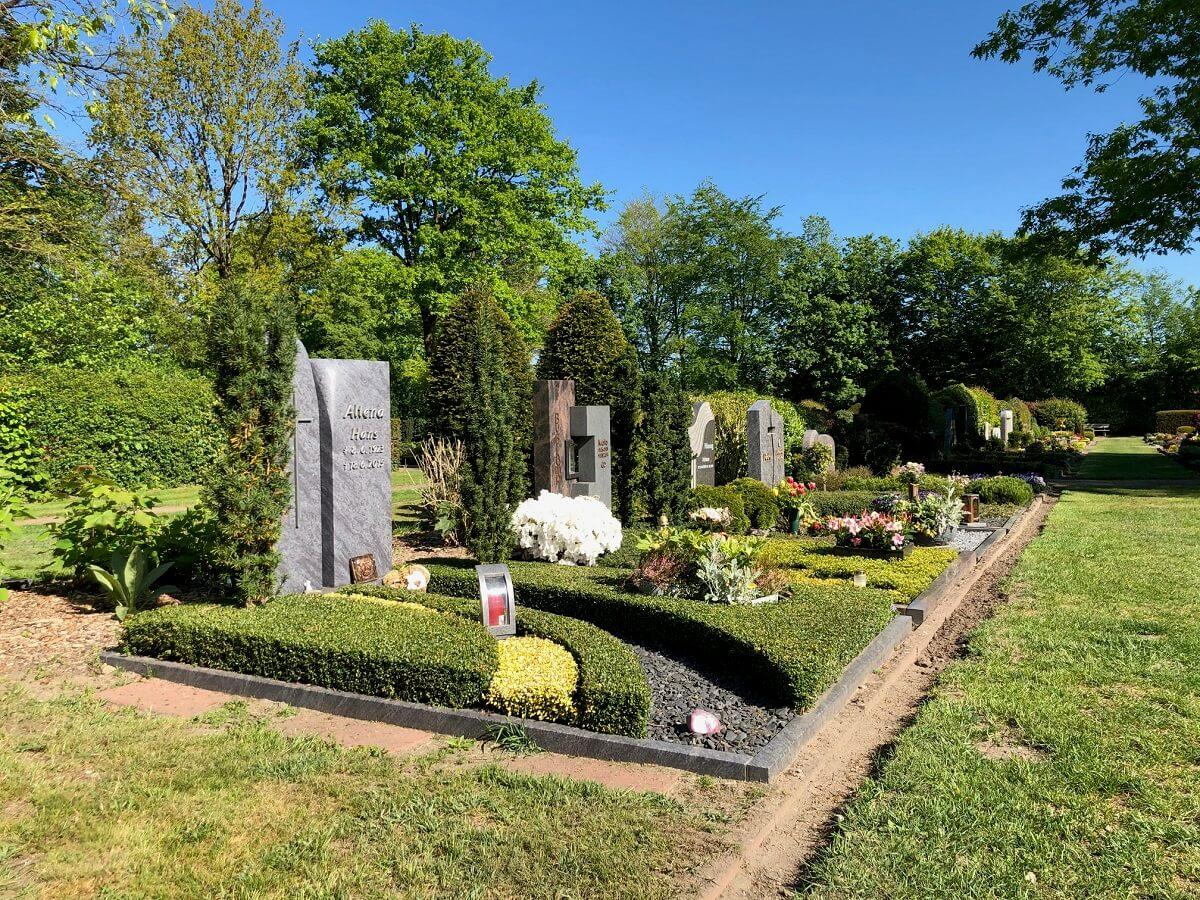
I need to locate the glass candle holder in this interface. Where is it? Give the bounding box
[853,571,868,588]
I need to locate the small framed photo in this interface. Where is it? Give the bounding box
[475,563,516,638]
[349,553,379,584]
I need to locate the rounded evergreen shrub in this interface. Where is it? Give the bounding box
[0,364,218,491]
[1031,398,1087,433]
[966,476,1033,506]
[688,485,749,534]
[729,477,782,530]
[634,374,692,523]
[860,371,935,432]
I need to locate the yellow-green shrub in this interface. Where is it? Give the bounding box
[760,537,957,599]
[486,636,578,721]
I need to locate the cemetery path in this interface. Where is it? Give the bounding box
[698,494,1055,900]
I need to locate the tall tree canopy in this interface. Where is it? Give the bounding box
[90,0,304,279]
[302,22,604,352]
[975,0,1200,256]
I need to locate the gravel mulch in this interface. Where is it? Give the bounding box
[627,640,795,755]
[948,528,991,553]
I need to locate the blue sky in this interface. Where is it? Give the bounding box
[87,0,1200,286]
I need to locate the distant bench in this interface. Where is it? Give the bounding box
[1086,423,1111,436]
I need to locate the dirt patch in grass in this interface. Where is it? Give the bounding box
[0,586,120,683]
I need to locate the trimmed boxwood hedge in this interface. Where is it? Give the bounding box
[419,558,898,712]
[808,490,880,518]
[760,538,958,601]
[122,594,497,709]
[343,585,651,737]
[966,476,1034,506]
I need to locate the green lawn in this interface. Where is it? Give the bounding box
[0,689,724,898]
[805,449,1200,896]
[1077,435,1197,480]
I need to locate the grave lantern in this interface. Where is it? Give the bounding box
[475,564,516,638]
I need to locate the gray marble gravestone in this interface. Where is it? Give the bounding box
[999,408,1014,445]
[688,401,716,487]
[532,379,612,508]
[747,400,785,485]
[277,341,392,593]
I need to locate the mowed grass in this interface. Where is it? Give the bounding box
[3,469,428,579]
[1077,435,1197,480]
[805,458,1200,897]
[0,689,718,898]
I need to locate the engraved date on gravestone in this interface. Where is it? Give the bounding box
[341,413,388,472]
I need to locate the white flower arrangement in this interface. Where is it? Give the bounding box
[511,491,623,566]
[688,506,732,529]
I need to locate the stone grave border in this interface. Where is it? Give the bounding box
[100,498,1042,783]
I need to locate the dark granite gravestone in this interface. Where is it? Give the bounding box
[747,399,785,486]
[568,404,611,508]
[532,379,612,509]
[533,379,574,497]
[277,341,392,592]
[689,401,716,487]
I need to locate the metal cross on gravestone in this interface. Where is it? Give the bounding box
[278,341,322,593]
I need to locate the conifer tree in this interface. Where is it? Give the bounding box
[635,374,693,523]
[202,277,296,603]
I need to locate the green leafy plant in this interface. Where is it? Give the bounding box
[483,723,542,756]
[50,470,164,577]
[416,437,466,545]
[897,483,964,541]
[0,485,30,601]
[729,477,781,530]
[695,537,762,604]
[88,546,174,621]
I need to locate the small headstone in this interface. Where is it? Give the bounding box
[815,433,837,471]
[532,379,612,509]
[802,429,820,450]
[689,402,716,488]
[568,405,612,508]
[277,340,392,593]
[1000,409,1014,445]
[747,400,785,485]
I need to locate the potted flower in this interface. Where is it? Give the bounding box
[896,482,963,545]
[775,477,818,534]
[823,511,911,559]
[892,461,926,500]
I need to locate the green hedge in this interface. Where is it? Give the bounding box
[698,390,808,484]
[342,585,650,737]
[729,477,781,529]
[419,559,897,712]
[808,490,880,518]
[1156,410,1200,433]
[688,485,750,533]
[934,383,1000,445]
[122,594,497,709]
[1031,398,1087,433]
[0,365,218,491]
[965,476,1034,506]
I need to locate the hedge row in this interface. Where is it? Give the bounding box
[419,558,898,712]
[1030,398,1087,434]
[1156,410,1200,433]
[343,585,651,737]
[0,365,218,492]
[808,490,881,518]
[933,383,1000,444]
[760,539,958,601]
[123,595,497,708]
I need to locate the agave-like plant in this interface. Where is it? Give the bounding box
[87,546,174,622]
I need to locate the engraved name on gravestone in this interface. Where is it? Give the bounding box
[747,399,785,486]
[277,341,392,592]
[689,401,716,487]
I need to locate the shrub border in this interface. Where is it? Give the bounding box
[102,499,1041,782]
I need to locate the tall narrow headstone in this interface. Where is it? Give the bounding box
[747,400,785,485]
[689,402,716,487]
[569,405,611,508]
[311,359,392,589]
[815,433,837,471]
[944,407,957,451]
[999,408,1014,445]
[533,379,575,497]
[278,341,322,594]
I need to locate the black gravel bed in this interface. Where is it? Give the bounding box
[626,640,795,754]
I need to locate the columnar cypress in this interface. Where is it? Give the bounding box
[202,277,296,604]
[536,290,641,523]
[635,374,693,523]
[429,285,525,561]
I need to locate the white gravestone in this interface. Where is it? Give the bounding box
[689,402,716,488]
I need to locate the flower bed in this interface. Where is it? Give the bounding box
[419,558,898,712]
[122,591,652,737]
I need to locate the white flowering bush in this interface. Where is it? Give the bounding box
[511,491,623,566]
